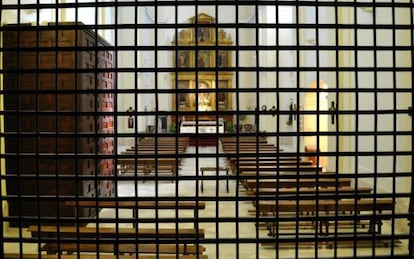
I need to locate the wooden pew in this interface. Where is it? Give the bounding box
[246,186,372,196]
[220,136,268,144]
[220,138,275,150]
[117,157,180,178]
[128,147,187,152]
[126,144,187,154]
[65,200,205,227]
[227,156,303,170]
[37,244,206,256]
[28,225,205,239]
[4,254,207,259]
[221,140,274,147]
[242,178,352,191]
[251,198,394,236]
[131,141,188,146]
[122,150,184,156]
[239,170,322,177]
[12,244,206,256]
[136,137,189,144]
[128,144,187,149]
[132,137,189,151]
[220,136,284,157]
[236,165,323,175]
[222,147,279,153]
[236,159,313,167]
[222,142,274,146]
[229,156,300,161]
[138,137,189,144]
[228,156,302,163]
[238,170,325,190]
[222,144,276,152]
[27,226,205,255]
[238,170,323,187]
[124,137,188,158]
[229,159,313,174]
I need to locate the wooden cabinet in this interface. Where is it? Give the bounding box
[410,197,414,254]
[2,23,115,225]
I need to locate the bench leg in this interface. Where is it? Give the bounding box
[369,219,382,234]
[200,170,204,193]
[319,221,323,235]
[142,167,153,182]
[267,223,276,237]
[226,168,229,192]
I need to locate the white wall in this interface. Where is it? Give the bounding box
[256,5,412,219]
[337,7,412,224]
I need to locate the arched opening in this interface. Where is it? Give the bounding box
[303,80,329,171]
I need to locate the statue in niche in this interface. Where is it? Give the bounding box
[218,29,226,40]
[198,81,211,111]
[218,92,226,110]
[218,51,226,67]
[179,93,187,108]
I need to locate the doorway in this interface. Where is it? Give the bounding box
[303,80,329,171]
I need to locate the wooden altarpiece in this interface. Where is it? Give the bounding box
[171,13,234,125]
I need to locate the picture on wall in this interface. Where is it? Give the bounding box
[197,50,211,68]
[197,27,211,42]
[177,50,190,68]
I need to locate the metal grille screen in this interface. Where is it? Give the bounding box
[0,1,413,259]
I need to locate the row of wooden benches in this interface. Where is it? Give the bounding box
[63,137,192,257]
[117,137,188,177]
[251,198,394,236]
[21,201,207,257]
[28,226,205,255]
[117,157,180,178]
[220,136,397,248]
[118,135,290,178]
[118,135,284,178]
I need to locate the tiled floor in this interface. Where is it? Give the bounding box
[3,145,410,258]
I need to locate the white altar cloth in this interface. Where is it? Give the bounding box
[180,121,224,133]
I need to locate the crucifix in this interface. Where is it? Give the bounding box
[127,106,135,128]
[328,101,336,125]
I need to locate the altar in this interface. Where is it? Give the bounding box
[180,120,224,134]
[180,120,224,146]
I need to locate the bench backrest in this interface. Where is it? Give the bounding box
[65,201,206,210]
[255,199,394,213]
[28,226,205,239]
